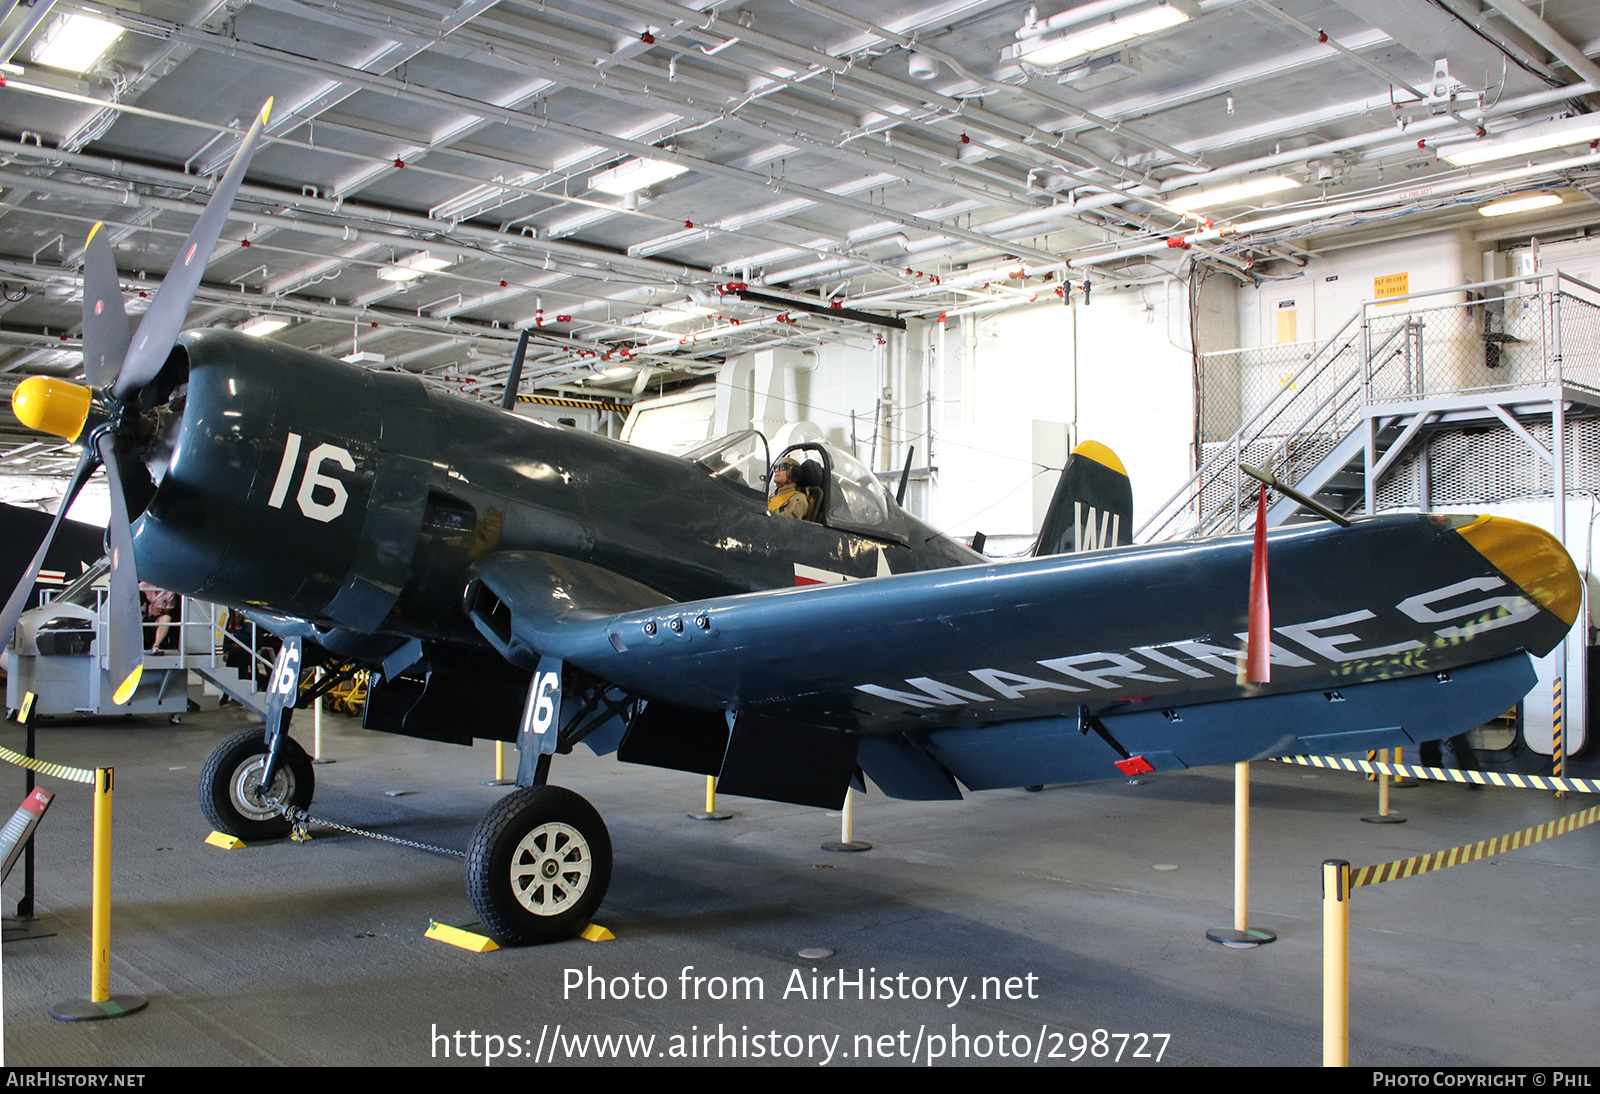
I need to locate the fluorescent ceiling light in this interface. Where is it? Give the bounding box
[31,14,122,72]
[589,156,689,196]
[238,316,289,337]
[601,365,636,378]
[1017,1,1195,67]
[636,302,714,326]
[1170,175,1299,210]
[378,252,452,282]
[1439,116,1600,167]
[1478,193,1563,218]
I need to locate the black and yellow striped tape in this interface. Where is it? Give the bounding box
[1349,803,1600,888]
[0,745,95,785]
[515,394,621,410]
[1274,754,1600,795]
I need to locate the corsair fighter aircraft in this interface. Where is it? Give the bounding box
[2,101,1583,945]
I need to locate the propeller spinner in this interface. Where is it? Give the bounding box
[2,98,274,704]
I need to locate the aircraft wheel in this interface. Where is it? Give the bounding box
[199,728,314,841]
[466,785,612,945]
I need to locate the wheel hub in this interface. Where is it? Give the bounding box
[231,757,292,822]
[509,821,591,916]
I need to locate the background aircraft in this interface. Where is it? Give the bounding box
[1,101,1582,945]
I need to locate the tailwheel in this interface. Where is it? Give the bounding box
[466,785,611,945]
[198,727,314,841]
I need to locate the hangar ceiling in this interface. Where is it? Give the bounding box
[2,0,1599,475]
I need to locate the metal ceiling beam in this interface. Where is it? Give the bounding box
[1481,0,1600,89]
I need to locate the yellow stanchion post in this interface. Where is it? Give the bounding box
[822,786,870,852]
[482,740,513,786]
[91,767,110,1002]
[689,775,731,820]
[1389,745,1418,789]
[51,768,147,1021]
[1322,859,1351,1066]
[1206,762,1276,946]
[1361,748,1405,824]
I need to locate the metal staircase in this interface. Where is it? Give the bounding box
[1138,271,1600,542]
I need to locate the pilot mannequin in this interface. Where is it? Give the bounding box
[768,457,810,520]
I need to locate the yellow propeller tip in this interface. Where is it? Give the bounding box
[261,97,273,124]
[86,221,104,246]
[112,664,143,706]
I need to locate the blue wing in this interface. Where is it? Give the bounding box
[463,514,1577,806]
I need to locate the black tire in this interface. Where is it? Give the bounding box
[466,785,612,945]
[199,728,315,841]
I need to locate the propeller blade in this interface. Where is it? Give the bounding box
[0,447,100,648]
[80,223,131,391]
[114,98,274,401]
[96,431,146,705]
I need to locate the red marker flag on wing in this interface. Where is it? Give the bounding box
[1246,484,1271,684]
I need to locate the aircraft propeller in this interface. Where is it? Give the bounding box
[2,98,274,704]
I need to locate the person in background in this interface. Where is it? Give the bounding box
[141,584,178,653]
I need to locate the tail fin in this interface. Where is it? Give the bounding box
[1034,441,1133,556]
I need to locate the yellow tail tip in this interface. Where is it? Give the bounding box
[1071,439,1127,477]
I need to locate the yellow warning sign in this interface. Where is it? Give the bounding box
[1373,272,1409,305]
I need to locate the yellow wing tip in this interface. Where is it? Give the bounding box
[1456,515,1583,627]
[1071,440,1127,477]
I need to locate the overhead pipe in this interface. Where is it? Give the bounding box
[1479,0,1600,90]
[787,0,1205,167]
[1248,0,1483,136]
[768,76,1600,292]
[0,0,55,65]
[1157,80,1599,194]
[54,4,1059,265]
[308,0,1052,214]
[1071,151,1600,268]
[597,0,1150,188]
[2,75,918,289]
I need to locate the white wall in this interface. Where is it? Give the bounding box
[706,279,1201,543]
[1074,281,1196,534]
[1238,231,1476,348]
[1506,235,1600,288]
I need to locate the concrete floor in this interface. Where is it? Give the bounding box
[1,705,1596,1068]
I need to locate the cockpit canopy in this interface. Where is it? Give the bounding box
[682,430,902,541]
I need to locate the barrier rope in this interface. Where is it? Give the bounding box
[0,744,95,785]
[1273,754,1600,795]
[1349,802,1600,888]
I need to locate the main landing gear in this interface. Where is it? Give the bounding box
[465,785,612,946]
